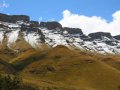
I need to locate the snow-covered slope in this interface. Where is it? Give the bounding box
[0,13,120,54]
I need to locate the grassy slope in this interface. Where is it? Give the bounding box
[101,56,120,71]
[9,46,120,90]
[0,59,15,74]
[0,45,120,90]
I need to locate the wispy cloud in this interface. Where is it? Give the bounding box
[59,10,120,36]
[49,18,56,21]
[0,0,9,11]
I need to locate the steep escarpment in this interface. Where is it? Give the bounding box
[0,13,120,54]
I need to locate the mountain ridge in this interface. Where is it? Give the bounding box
[0,13,120,54]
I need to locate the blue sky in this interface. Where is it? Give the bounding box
[0,0,120,35]
[0,0,120,21]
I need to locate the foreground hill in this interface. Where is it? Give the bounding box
[3,45,118,90]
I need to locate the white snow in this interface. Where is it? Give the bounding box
[7,30,20,44]
[24,31,41,48]
[0,21,120,54]
[0,31,4,44]
[41,28,68,47]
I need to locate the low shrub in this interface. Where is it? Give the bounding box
[0,74,38,90]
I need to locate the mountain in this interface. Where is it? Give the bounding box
[0,13,120,90]
[0,13,120,54]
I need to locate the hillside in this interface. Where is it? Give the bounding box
[0,45,118,90]
[0,13,120,90]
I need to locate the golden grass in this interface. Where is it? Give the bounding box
[0,45,120,90]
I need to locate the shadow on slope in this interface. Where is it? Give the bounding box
[0,59,15,74]
[11,45,120,90]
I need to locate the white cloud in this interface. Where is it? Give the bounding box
[0,0,9,11]
[59,10,120,36]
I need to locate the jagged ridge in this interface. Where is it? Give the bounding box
[0,13,120,54]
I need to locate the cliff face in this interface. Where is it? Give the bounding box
[88,32,113,40]
[63,27,83,34]
[40,21,62,30]
[0,13,120,54]
[0,13,30,23]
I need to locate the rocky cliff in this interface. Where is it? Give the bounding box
[0,13,120,54]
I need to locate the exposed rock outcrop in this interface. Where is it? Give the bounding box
[40,21,62,30]
[88,32,112,40]
[30,21,39,28]
[113,35,120,40]
[63,27,83,35]
[0,13,30,23]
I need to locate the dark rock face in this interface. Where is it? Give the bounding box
[30,21,39,28]
[63,27,83,35]
[40,22,62,30]
[105,41,117,46]
[88,32,112,40]
[80,35,92,41]
[113,35,120,40]
[21,24,29,31]
[20,23,45,42]
[0,24,6,28]
[11,15,30,23]
[0,24,11,29]
[0,13,9,22]
[0,13,30,23]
